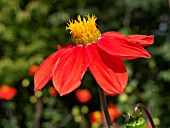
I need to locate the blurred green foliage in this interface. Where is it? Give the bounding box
[0,0,169,127]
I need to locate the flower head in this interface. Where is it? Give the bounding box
[108,104,121,121]
[75,89,92,103]
[0,84,17,100]
[49,86,58,96]
[89,111,103,125]
[89,104,121,126]
[34,15,154,96]
[28,65,38,75]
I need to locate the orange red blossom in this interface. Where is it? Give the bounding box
[0,84,17,100]
[75,89,92,103]
[89,104,121,125]
[34,15,154,96]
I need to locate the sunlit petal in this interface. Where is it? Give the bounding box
[87,43,128,94]
[52,46,91,96]
[98,33,151,60]
[126,35,154,47]
[34,51,62,91]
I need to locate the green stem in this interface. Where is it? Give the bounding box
[98,86,114,128]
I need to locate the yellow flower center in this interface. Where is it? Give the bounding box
[66,15,101,46]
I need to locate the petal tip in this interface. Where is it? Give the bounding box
[34,85,41,91]
[58,93,65,96]
[117,89,124,94]
[58,90,68,96]
[146,54,151,58]
[34,78,44,91]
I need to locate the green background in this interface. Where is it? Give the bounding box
[0,0,169,127]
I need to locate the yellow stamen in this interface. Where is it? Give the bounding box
[66,15,101,46]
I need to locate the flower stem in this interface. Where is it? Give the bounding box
[98,86,114,128]
[134,103,156,128]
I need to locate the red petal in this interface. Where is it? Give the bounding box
[87,43,128,95]
[57,45,63,50]
[126,35,154,47]
[34,51,62,91]
[102,32,154,47]
[52,46,91,96]
[57,43,74,50]
[98,33,151,60]
[101,31,125,38]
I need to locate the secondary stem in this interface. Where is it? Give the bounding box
[98,86,114,128]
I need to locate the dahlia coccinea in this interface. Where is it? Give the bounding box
[75,89,92,103]
[0,84,17,100]
[34,15,154,96]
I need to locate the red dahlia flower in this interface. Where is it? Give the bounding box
[89,111,102,125]
[107,104,121,121]
[75,89,92,103]
[89,104,120,124]
[34,15,154,96]
[28,65,38,75]
[0,84,17,100]
[49,86,58,96]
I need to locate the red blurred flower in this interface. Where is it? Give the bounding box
[75,89,92,103]
[89,111,103,125]
[89,104,121,125]
[49,86,58,96]
[34,15,154,96]
[108,104,121,121]
[28,65,38,75]
[0,84,17,100]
